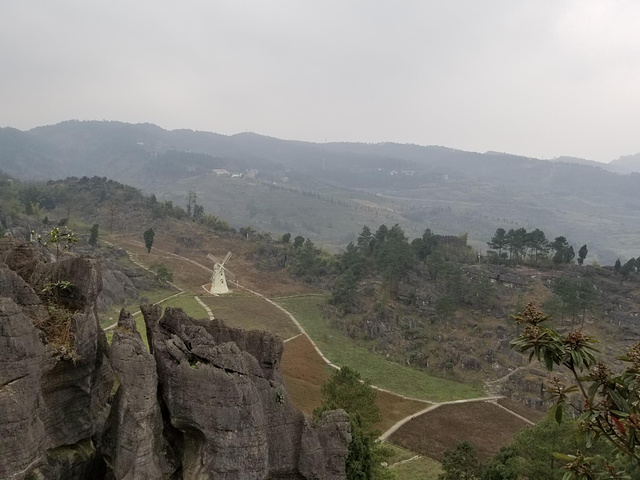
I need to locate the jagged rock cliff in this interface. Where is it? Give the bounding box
[0,238,113,480]
[0,238,350,479]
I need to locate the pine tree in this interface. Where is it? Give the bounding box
[88,224,99,248]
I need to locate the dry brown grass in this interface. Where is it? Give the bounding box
[106,228,314,297]
[388,401,529,461]
[39,303,80,362]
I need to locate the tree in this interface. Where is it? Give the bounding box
[33,226,79,261]
[413,228,437,262]
[281,232,291,243]
[507,228,528,262]
[620,258,635,282]
[551,236,574,265]
[153,263,173,284]
[614,258,621,273]
[577,244,588,265]
[357,226,374,254]
[143,228,155,254]
[314,367,390,480]
[526,228,549,263]
[374,224,413,294]
[88,224,99,248]
[186,190,197,217]
[488,228,508,260]
[439,441,481,480]
[435,295,457,322]
[293,235,305,248]
[510,303,640,477]
[102,200,121,233]
[315,367,380,427]
[481,446,519,480]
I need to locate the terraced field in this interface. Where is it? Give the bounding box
[388,401,530,461]
[275,295,483,401]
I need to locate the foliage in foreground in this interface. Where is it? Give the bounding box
[510,303,640,478]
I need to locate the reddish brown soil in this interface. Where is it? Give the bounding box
[497,398,545,423]
[389,401,530,461]
[282,335,426,432]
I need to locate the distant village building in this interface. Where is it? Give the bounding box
[245,170,258,179]
[212,169,229,176]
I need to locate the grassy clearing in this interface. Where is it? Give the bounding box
[98,287,174,329]
[275,296,483,402]
[162,295,208,320]
[385,443,443,480]
[103,292,197,348]
[200,294,300,339]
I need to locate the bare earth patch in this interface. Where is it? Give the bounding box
[389,401,529,461]
[497,397,545,423]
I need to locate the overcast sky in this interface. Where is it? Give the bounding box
[1,1,639,162]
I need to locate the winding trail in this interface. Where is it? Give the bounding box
[100,239,186,331]
[102,237,535,443]
[194,296,215,320]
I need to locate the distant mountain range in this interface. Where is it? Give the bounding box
[1,120,639,262]
[549,154,640,174]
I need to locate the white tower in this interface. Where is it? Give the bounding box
[207,252,232,294]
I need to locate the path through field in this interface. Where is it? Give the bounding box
[102,235,539,465]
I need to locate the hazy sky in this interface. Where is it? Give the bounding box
[2,1,639,162]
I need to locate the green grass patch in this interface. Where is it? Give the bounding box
[201,294,300,339]
[98,287,174,329]
[275,296,483,402]
[162,295,208,319]
[385,443,443,480]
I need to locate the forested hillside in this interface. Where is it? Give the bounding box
[1,121,640,262]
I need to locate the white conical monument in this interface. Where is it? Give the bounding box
[207,252,232,294]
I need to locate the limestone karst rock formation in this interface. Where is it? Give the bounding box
[0,238,350,479]
[0,238,113,480]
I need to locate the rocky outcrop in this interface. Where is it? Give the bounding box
[0,239,113,480]
[141,305,351,480]
[101,309,173,480]
[1,237,350,479]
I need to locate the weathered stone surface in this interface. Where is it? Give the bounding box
[0,298,47,480]
[143,306,351,480]
[101,309,172,480]
[1,236,349,479]
[0,239,113,480]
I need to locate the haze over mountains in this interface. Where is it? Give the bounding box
[1,120,639,262]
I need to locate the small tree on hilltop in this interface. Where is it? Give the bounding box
[578,244,588,265]
[88,224,99,248]
[143,228,155,254]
